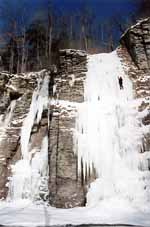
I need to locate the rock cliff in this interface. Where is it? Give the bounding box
[118,17,150,153]
[0,50,92,208]
[0,18,150,208]
[48,49,91,208]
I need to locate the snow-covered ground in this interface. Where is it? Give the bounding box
[0,199,149,226]
[0,51,150,227]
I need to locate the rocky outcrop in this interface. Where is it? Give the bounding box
[120,18,150,70]
[55,49,87,102]
[118,17,150,153]
[0,50,91,208]
[48,49,91,208]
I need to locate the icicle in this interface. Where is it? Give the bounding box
[20,90,39,159]
[4,100,16,127]
[0,100,16,142]
[8,72,49,203]
[31,136,49,202]
[21,75,49,159]
[36,75,49,124]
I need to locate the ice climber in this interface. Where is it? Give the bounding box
[118,76,123,89]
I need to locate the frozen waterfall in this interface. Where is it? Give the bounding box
[7,73,49,203]
[0,100,16,142]
[75,51,150,209]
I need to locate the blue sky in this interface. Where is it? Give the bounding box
[23,0,139,20]
[0,0,139,26]
[51,0,138,17]
[0,0,140,46]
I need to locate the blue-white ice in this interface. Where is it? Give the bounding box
[7,74,49,203]
[75,51,150,210]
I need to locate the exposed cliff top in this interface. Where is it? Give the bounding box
[120,17,150,70]
[120,17,150,41]
[59,49,87,57]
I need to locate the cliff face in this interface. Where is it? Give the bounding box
[0,50,93,208]
[120,18,150,71]
[0,18,150,209]
[48,50,92,208]
[119,17,150,153]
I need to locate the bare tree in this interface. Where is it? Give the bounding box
[21,28,27,73]
[0,0,28,73]
[136,0,150,19]
[20,8,28,73]
[45,0,53,64]
[78,1,96,51]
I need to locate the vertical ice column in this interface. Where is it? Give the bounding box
[75,51,150,208]
[20,75,49,160]
[31,136,49,201]
[8,73,49,203]
[0,100,16,143]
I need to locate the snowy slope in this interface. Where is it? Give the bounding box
[0,51,150,227]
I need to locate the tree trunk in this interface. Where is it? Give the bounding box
[37,39,42,69]
[82,25,88,51]
[21,29,26,73]
[48,14,52,64]
[45,29,48,58]
[69,16,73,48]
[9,45,14,74]
[17,47,20,74]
